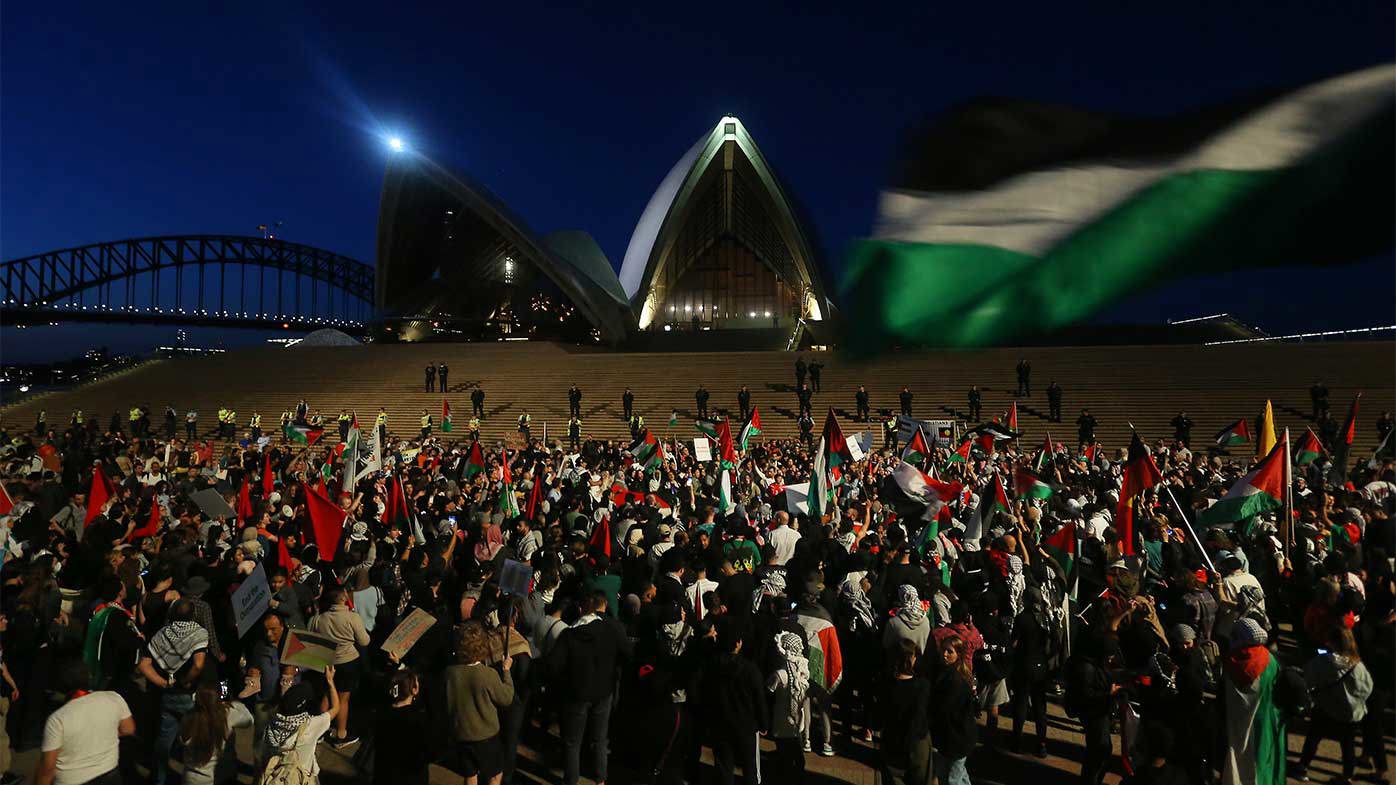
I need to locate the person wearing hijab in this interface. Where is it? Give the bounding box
[765,632,810,784]
[883,584,931,656]
[1221,618,1286,785]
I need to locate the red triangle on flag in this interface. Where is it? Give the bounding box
[85,464,115,526]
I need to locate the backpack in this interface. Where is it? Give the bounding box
[258,724,313,785]
[1271,665,1312,720]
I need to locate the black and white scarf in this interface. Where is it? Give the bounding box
[148,621,209,677]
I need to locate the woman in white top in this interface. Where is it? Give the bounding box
[177,680,259,785]
[259,665,340,780]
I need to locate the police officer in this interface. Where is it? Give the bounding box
[279,409,293,433]
[884,411,899,451]
[1046,381,1063,422]
[225,408,237,439]
[855,386,870,421]
[622,388,635,421]
[425,364,436,392]
[797,383,813,417]
[420,409,433,440]
[900,386,914,418]
[249,412,263,442]
[629,413,645,440]
[128,405,142,436]
[295,398,309,424]
[376,407,389,444]
[469,415,481,442]
[1016,358,1032,397]
[71,408,83,427]
[568,385,582,418]
[1076,408,1097,449]
[337,410,351,442]
[1310,380,1329,419]
[111,411,124,435]
[1171,411,1193,446]
[185,409,198,439]
[438,362,449,392]
[471,387,486,418]
[809,360,823,392]
[968,386,982,422]
[798,412,814,445]
[737,385,752,421]
[795,356,807,389]
[695,385,710,419]
[517,409,532,441]
[164,405,178,440]
[568,416,582,451]
[35,409,46,436]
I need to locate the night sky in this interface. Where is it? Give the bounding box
[2,1,1392,362]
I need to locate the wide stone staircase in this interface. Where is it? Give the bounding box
[2,340,1392,455]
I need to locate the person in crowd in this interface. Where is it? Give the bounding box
[794,356,807,388]
[177,679,257,785]
[899,386,913,417]
[438,362,449,392]
[1077,408,1097,447]
[1047,380,1063,422]
[1016,358,1032,397]
[35,658,134,785]
[1294,627,1373,783]
[879,639,932,785]
[968,385,982,421]
[568,384,582,418]
[855,385,870,421]
[929,634,977,785]
[260,667,340,782]
[695,385,710,419]
[446,622,514,785]
[472,386,486,418]
[737,385,751,421]
[699,616,767,785]
[425,364,436,392]
[307,586,370,748]
[797,383,812,417]
[808,360,823,392]
[548,590,631,785]
[143,598,211,785]
[622,387,635,421]
[373,669,432,785]
[766,631,810,785]
[1221,618,1286,785]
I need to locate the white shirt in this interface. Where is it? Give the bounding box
[42,691,130,785]
[768,525,801,566]
[276,712,333,776]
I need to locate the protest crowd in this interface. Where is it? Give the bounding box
[0,378,1392,785]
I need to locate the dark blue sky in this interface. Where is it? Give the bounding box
[2,1,1392,361]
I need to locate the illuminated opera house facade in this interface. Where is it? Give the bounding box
[375,117,831,346]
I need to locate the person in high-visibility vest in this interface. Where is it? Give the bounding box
[517,410,531,441]
[376,408,389,443]
[629,414,644,440]
[337,410,352,441]
[420,409,433,440]
[249,412,262,441]
[71,409,83,427]
[216,408,228,437]
[884,413,899,451]
[468,416,481,441]
[225,409,237,439]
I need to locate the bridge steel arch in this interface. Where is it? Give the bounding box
[1,235,375,330]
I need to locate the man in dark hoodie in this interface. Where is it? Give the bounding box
[699,616,768,785]
[548,589,632,785]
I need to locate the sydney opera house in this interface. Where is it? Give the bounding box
[374,117,832,347]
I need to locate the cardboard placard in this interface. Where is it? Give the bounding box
[190,488,237,520]
[381,608,437,661]
[231,563,271,638]
[693,437,712,462]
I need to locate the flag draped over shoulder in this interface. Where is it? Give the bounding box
[842,66,1394,349]
[1116,431,1163,555]
[1200,434,1288,527]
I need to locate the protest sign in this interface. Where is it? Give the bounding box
[381,608,437,661]
[231,563,271,637]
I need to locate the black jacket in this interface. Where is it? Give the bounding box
[698,653,769,737]
[929,668,977,759]
[548,616,632,702]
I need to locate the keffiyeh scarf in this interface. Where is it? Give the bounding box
[752,570,787,612]
[896,584,926,626]
[263,711,310,750]
[777,632,810,708]
[148,621,209,676]
[839,572,876,632]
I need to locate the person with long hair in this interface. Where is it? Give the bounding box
[929,634,976,785]
[878,638,931,785]
[1293,627,1374,783]
[371,669,431,785]
[177,678,256,785]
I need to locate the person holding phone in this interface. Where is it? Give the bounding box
[177,677,258,785]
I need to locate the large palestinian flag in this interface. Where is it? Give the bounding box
[461,440,486,480]
[890,460,963,516]
[1215,418,1251,447]
[843,66,1394,349]
[1014,465,1054,500]
[1199,433,1287,527]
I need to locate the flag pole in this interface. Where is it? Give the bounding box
[1127,420,1215,574]
[1283,427,1293,563]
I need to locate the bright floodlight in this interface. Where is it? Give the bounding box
[387,136,405,152]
